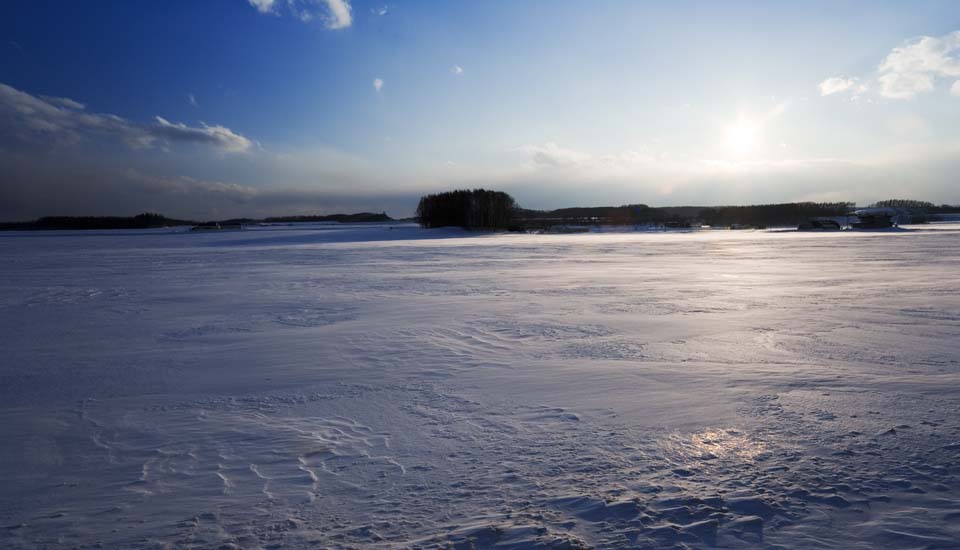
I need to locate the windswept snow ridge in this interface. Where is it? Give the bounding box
[1,223,960,548]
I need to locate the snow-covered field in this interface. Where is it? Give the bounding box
[2,223,960,549]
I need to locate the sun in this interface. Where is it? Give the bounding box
[723,118,760,155]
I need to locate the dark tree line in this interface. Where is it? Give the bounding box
[515,201,856,228]
[865,199,960,223]
[264,212,392,223]
[1,211,398,231]
[416,189,518,229]
[0,212,194,231]
[870,199,935,209]
[696,202,853,228]
[869,199,960,214]
[517,204,652,225]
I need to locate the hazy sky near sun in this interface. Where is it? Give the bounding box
[1,0,959,219]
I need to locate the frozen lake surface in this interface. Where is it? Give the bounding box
[2,223,960,549]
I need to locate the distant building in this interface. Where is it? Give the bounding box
[849,208,897,229]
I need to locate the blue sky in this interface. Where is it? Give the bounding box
[1,0,959,219]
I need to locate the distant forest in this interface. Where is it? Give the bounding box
[517,200,960,229]
[515,202,853,229]
[263,212,392,224]
[0,213,194,231]
[0,211,394,231]
[4,196,959,232]
[416,191,960,230]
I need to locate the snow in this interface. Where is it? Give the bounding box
[1,222,960,548]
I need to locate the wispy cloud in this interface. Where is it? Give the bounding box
[247,0,276,14]
[518,142,590,167]
[372,5,389,16]
[247,0,352,29]
[0,82,251,153]
[953,80,960,97]
[450,65,464,76]
[1,83,146,147]
[154,117,252,153]
[877,30,960,99]
[373,78,384,93]
[818,76,857,96]
[188,93,199,107]
[39,95,86,110]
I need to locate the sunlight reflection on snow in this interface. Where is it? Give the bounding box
[672,428,768,463]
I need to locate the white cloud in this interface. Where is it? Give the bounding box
[952,80,960,97]
[373,78,384,93]
[819,76,855,96]
[372,5,389,16]
[322,0,352,29]
[247,0,276,14]
[877,30,960,98]
[188,93,199,107]
[0,82,252,153]
[153,117,252,153]
[246,0,352,29]
[450,65,464,76]
[39,95,86,110]
[818,77,868,99]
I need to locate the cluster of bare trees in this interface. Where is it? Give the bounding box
[416,189,518,229]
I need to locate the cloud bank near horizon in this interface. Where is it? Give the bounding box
[1,77,959,221]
